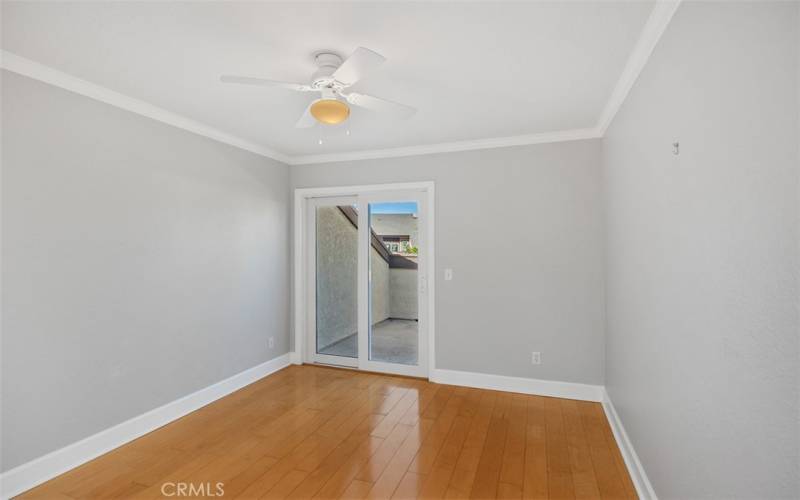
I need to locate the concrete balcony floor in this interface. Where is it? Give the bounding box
[318,318,419,365]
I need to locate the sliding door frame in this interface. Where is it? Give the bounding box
[293,181,436,378]
[358,190,428,377]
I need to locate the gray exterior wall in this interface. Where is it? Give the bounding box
[314,207,393,351]
[370,249,390,324]
[314,206,358,350]
[602,2,799,498]
[292,139,605,385]
[1,71,291,472]
[389,269,418,320]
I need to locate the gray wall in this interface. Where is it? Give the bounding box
[1,71,291,471]
[602,2,799,498]
[292,139,605,385]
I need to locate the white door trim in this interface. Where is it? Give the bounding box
[293,182,436,378]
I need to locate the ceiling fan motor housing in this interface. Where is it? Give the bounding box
[220,46,414,128]
[311,52,343,88]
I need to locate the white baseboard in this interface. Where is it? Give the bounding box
[0,353,291,499]
[290,351,302,365]
[429,368,603,402]
[1,359,650,500]
[602,388,657,499]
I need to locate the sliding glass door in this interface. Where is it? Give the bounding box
[307,196,359,367]
[358,192,427,376]
[306,190,427,377]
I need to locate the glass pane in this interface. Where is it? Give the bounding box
[368,201,419,365]
[315,205,358,358]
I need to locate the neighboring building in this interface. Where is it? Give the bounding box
[370,213,418,255]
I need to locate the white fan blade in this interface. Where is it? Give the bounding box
[220,75,313,92]
[345,92,416,119]
[295,101,317,128]
[332,47,386,86]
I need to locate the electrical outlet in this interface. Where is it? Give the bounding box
[268,337,275,349]
[531,352,541,365]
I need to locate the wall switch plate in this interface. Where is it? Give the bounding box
[268,337,275,349]
[444,268,453,281]
[531,352,541,365]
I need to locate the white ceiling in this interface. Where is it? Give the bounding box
[2,1,655,159]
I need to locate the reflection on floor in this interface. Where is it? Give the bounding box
[20,365,637,499]
[318,318,418,365]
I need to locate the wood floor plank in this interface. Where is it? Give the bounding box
[20,449,148,499]
[469,392,512,499]
[283,398,404,497]
[307,384,443,499]
[544,397,574,500]
[354,421,417,483]
[409,385,481,500]
[416,413,471,499]
[365,418,435,499]
[211,455,279,499]
[307,432,386,499]
[576,402,634,500]
[15,366,635,500]
[262,469,308,499]
[257,375,371,460]
[392,472,426,499]
[236,377,392,498]
[127,452,223,499]
[420,384,457,421]
[371,389,419,438]
[498,393,528,498]
[443,390,497,498]
[522,395,548,500]
[597,406,638,499]
[407,387,465,475]
[340,479,374,499]
[398,383,443,427]
[288,418,400,497]
[560,400,601,499]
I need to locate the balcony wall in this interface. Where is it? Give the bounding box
[389,268,418,320]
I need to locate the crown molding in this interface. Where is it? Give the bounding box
[287,127,601,165]
[287,0,681,166]
[1,1,679,166]
[0,50,292,164]
[596,0,682,135]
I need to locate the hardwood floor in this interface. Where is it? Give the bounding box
[18,365,636,499]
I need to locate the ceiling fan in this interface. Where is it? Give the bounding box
[220,47,416,128]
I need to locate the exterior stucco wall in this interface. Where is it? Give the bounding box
[315,207,358,351]
[315,207,393,350]
[370,250,390,324]
[389,269,418,320]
